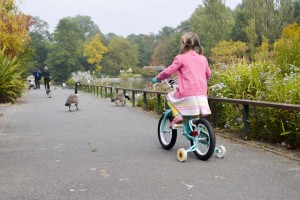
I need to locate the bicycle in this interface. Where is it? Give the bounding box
[154,80,226,162]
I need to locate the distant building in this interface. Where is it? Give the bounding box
[143,66,165,72]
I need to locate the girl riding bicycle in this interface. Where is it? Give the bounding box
[152,32,211,127]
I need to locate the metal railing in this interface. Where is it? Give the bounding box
[80,84,300,140]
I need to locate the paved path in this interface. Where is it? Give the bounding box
[0,87,299,200]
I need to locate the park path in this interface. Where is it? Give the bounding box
[0,87,299,200]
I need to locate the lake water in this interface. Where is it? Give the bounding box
[98,77,152,89]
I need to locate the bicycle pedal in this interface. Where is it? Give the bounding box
[172,124,183,129]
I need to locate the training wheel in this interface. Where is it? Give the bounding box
[215,145,226,158]
[177,148,187,162]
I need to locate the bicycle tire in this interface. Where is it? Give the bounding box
[158,112,177,150]
[190,118,216,161]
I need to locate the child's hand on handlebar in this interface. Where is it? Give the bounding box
[151,77,159,84]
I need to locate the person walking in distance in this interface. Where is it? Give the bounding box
[43,66,51,90]
[32,69,42,89]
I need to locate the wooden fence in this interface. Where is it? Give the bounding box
[80,84,300,140]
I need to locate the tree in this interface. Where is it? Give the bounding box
[83,34,108,73]
[234,0,294,44]
[176,19,192,33]
[26,17,50,72]
[151,26,176,66]
[190,0,234,56]
[70,15,102,41]
[230,5,247,42]
[244,18,258,61]
[102,36,138,75]
[151,41,169,66]
[272,0,295,43]
[167,32,181,65]
[46,17,85,81]
[0,0,32,57]
[293,0,300,24]
[45,16,103,81]
[127,33,156,68]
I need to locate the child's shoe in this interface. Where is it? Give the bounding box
[170,115,183,127]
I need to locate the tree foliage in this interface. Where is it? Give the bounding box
[191,1,234,56]
[46,18,85,81]
[150,26,177,66]
[25,17,50,72]
[151,40,169,66]
[102,36,138,75]
[233,0,294,44]
[70,15,102,41]
[127,34,156,68]
[14,0,300,78]
[83,33,108,72]
[45,16,102,81]
[0,0,32,57]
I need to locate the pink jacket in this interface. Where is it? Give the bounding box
[156,50,211,99]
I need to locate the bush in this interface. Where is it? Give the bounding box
[0,49,25,103]
[275,22,300,72]
[140,68,157,78]
[209,61,300,147]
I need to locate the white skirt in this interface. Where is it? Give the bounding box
[167,91,211,116]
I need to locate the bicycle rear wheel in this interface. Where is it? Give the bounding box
[190,118,216,161]
[158,112,177,150]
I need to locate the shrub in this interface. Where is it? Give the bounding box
[211,40,248,64]
[140,68,157,78]
[275,22,300,73]
[0,48,25,103]
[209,61,300,146]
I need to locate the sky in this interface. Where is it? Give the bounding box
[18,0,242,37]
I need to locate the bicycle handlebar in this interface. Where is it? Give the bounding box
[152,79,177,90]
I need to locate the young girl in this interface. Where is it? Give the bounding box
[151,32,211,127]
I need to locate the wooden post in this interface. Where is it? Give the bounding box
[143,92,147,110]
[157,94,161,114]
[132,91,135,107]
[243,104,249,140]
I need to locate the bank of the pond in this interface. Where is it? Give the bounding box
[96,77,151,89]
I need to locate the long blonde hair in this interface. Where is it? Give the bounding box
[180,32,202,55]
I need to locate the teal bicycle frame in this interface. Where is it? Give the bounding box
[160,109,209,154]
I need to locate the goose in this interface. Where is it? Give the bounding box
[62,82,68,89]
[46,88,51,98]
[65,82,80,111]
[111,92,131,106]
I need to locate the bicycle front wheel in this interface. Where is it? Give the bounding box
[190,118,216,161]
[158,112,177,150]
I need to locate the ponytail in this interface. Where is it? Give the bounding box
[198,45,203,55]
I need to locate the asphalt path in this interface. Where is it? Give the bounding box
[0,87,299,200]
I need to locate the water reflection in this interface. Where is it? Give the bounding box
[98,78,151,89]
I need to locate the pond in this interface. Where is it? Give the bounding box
[97,77,152,90]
